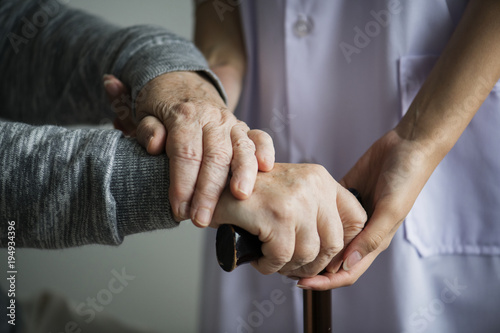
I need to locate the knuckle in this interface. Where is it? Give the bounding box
[173,102,197,119]
[262,234,294,268]
[269,199,294,223]
[309,163,327,174]
[321,242,343,259]
[220,109,237,123]
[275,250,294,266]
[272,253,292,267]
[305,164,329,184]
[171,210,185,222]
[294,245,319,266]
[379,236,392,252]
[154,101,200,125]
[168,141,202,163]
[357,210,369,226]
[204,109,235,128]
[233,137,256,154]
[313,164,331,179]
[234,119,250,131]
[365,231,385,253]
[350,203,369,227]
[266,252,293,272]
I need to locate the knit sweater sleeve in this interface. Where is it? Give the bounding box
[0,0,222,248]
[0,121,174,248]
[0,0,225,125]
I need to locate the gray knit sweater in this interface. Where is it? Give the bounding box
[0,0,224,249]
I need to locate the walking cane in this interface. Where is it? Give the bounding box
[216,189,362,332]
[216,224,332,332]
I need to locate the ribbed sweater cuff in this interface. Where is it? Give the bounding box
[122,41,228,117]
[110,137,178,238]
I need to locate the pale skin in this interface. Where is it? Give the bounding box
[211,163,366,277]
[193,0,500,291]
[106,0,251,229]
[106,0,500,288]
[104,70,274,227]
[105,77,366,276]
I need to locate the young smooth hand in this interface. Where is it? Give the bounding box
[297,130,436,290]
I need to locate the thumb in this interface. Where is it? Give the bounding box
[336,186,367,243]
[135,116,167,155]
[103,74,137,135]
[341,201,396,272]
[326,186,366,272]
[103,74,130,110]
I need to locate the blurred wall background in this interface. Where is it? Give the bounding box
[0,1,208,332]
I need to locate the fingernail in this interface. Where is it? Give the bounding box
[297,285,311,290]
[103,80,120,96]
[194,207,211,227]
[179,202,189,220]
[343,251,362,271]
[103,74,112,80]
[146,136,154,152]
[237,182,251,197]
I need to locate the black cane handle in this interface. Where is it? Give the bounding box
[215,224,262,272]
[215,188,362,272]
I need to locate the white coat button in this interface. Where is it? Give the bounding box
[293,15,313,37]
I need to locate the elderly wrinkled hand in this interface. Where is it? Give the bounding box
[103,72,275,226]
[211,163,367,279]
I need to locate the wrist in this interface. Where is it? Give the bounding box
[395,85,470,162]
[210,64,245,111]
[394,112,449,165]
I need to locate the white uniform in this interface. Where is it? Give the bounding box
[200,1,500,332]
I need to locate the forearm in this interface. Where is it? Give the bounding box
[194,0,246,111]
[0,121,176,249]
[397,0,500,160]
[0,0,224,125]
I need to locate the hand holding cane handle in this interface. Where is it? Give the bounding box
[215,188,362,333]
[215,188,362,272]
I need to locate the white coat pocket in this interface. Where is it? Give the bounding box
[399,55,500,257]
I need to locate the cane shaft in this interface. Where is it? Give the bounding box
[304,290,332,333]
